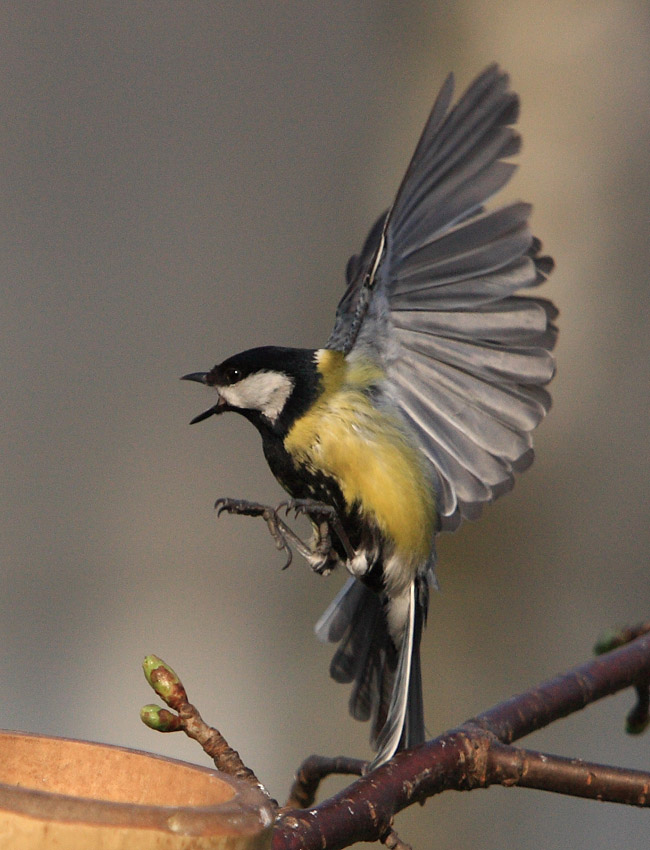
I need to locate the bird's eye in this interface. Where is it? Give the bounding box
[226,366,242,384]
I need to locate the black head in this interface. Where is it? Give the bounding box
[182,346,320,434]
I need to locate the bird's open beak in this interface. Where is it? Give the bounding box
[181,372,225,424]
[182,372,208,385]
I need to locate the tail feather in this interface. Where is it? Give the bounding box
[315,575,428,768]
[400,583,426,751]
[349,619,393,723]
[315,577,367,645]
[316,578,383,686]
[371,582,417,767]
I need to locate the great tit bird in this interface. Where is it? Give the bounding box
[183,65,556,769]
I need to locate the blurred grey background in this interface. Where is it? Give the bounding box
[2,3,649,848]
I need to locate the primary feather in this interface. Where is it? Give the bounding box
[327,64,555,529]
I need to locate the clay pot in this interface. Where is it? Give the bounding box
[0,730,274,848]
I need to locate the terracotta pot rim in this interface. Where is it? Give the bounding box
[0,729,275,838]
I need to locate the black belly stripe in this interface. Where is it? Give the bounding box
[261,432,370,557]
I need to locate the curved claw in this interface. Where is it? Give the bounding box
[214,498,229,517]
[291,502,307,518]
[266,519,293,568]
[278,499,315,519]
[280,546,293,570]
[276,500,293,517]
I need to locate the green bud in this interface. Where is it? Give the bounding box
[140,704,181,732]
[142,655,187,708]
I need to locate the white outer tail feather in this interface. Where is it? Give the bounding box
[369,581,416,768]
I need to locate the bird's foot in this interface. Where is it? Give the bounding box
[214,497,338,573]
[280,498,355,562]
[215,498,296,568]
[215,498,274,519]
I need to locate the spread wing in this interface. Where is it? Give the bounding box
[326,65,557,530]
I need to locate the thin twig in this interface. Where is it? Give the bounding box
[176,701,269,794]
[285,755,366,809]
[141,655,277,806]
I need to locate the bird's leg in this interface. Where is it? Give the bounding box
[280,498,356,563]
[276,500,338,575]
[214,497,338,573]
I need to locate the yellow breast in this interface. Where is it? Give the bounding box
[284,350,436,565]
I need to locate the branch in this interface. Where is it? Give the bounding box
[486,743,650,804]
[274,631,650,850]
[140,655,276,806]
[471,624,650,742]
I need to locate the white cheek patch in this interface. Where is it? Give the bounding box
[219,371,294,423]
